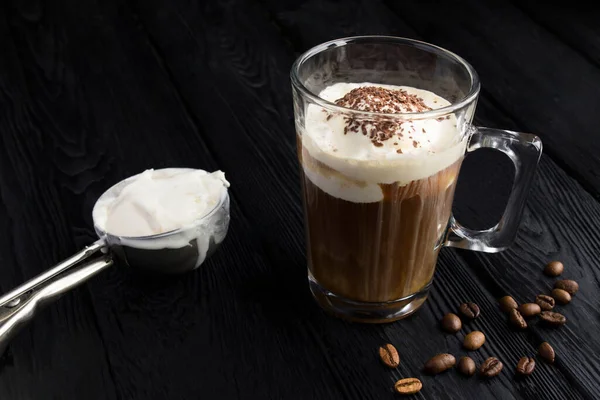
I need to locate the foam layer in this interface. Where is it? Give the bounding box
[300,83,467,202]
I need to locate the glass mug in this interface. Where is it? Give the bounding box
[290,36,542,323]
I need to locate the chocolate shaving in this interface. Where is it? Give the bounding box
[333,86,432,147]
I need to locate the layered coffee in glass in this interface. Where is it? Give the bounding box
[291,37,542,322]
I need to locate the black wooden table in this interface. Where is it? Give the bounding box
[1,1,599,399]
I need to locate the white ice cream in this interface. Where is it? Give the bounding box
[93,168,230,268]
[93,168,229,237]
[300,83,468,203]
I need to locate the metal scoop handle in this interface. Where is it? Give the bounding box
[0,243,113,356]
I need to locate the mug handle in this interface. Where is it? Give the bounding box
[445,126,542,252]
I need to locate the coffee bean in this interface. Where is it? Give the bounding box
[554,279,579,295]
[516,357,536,376]
[378,343,399,368]
[423,353,456,375]
[394,378,422,395]
[499,296,518,313]
[539,311,567,327]
[551,288,572,304]
[538,342,555,363]
[457,356,476,376]
[458,302,480,319]
[480,357,503,378]
[535,294,555,311]
[509,309,527,329]
[463,331,486,351]
[441,313,462,333]
[518,303,541,318]
[544,261,564,277]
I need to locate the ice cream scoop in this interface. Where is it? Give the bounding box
[0,168,230,356]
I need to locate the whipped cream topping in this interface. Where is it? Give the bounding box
[300,83,468,202]
[93,168,229,237]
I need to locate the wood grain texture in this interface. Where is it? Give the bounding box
[378,2,600,396]
[513,1,600,67]
[0,1,343,399]
[0,2,119,399]
[0,0,599,399]
[385,0,600,200]
[131,0,596,398]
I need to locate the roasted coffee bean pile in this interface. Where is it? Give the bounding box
[379,260,577,395]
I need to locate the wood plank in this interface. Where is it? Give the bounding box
[380,1,600,397]
[385,0,600,201]
[1,0,598,398]
[513,2,600,67]
[131,0,593,398]
[459,97,600,400]
[0,0,348,398]
[0,2,119,399]
[456,155,600,400]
